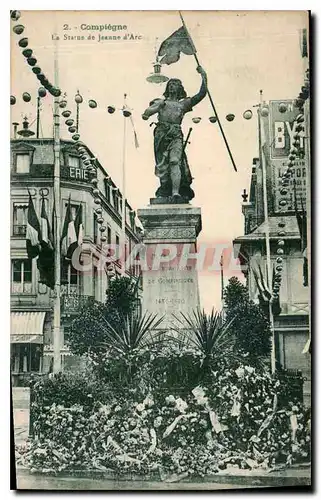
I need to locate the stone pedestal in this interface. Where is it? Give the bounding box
[137,203,202,330]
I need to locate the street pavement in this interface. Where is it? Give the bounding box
[12,387,30,446]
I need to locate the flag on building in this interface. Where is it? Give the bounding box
[26,192,41,259]
[37,197,55,289]
[61,197,77,260]
[252,260,281,317]
[67,203,84,258]
[157,25,196,65]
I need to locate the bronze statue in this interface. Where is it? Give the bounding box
[142,66,207,202]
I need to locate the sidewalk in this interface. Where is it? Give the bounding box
[15,465,311,490]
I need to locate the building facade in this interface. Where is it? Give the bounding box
[10,130,141,386]
[233,93,311,405]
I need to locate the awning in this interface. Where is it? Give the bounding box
[11,312,46,344]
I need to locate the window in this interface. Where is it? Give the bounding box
[13,204,27,236]
[11,344,42,373]
[112,191,119,212]
[93,265,99,300]
[12,259,32,294]
[93,213,99,244]
[68,155,80,168]
[16,154,30,174]
[107,226,111,245]
[105,182,110,203]
[61,262,80,293]
[115,234,120,264]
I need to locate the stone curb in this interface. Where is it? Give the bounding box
[16,465,311,487]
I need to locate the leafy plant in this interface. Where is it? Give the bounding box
[223,277,272,362]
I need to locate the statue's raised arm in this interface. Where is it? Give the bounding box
[190,66,208,107]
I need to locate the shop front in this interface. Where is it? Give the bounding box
[10,312,46,386]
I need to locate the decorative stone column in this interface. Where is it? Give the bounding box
[137,201,202,330]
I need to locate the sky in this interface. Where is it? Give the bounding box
[10,10,309,312]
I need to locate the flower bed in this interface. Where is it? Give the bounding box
[17,362,311,479]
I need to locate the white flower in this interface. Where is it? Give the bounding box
[143,395,154,407]
[136,403,145,412]
[175,397,188,413]
[192,386,206,399]
[165,395,176,405]
[245,366,255,374]
[154,416,163,428]
[235,367,245,378]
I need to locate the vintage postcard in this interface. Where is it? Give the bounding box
[10,10,311,490]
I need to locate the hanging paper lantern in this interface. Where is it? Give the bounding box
[277,240,285,246]
[99,226,106,233]
[295,123,304,133]
[92,188,100,197]
[209,116,217,123]
[278,231,286,237]
[59,100,67,108]
[226,114,235,122]
[107,105,116,114]
[88,100,97,108]
[22,48,32,58]
[11,11,21,21]
[18,38,28,48]
[294,98,304,109]
[75,92,83,104]
[91,178,98,186]
[278,102,287,113]
[192,117,201,124]
[277,248,284,255]
[62,110,71,118]
[68,126,76,133]
[97,217,104,224]
[123,109,132,117]
[22,92,31,102]
[27,57,37,66]
[83,160,91,167]
[243,110,253,120]
[260,106,269,117]
[293,139,301,148]
[276,265,283,272]
[88,167,96,175]
[279,199,287,207]
[50,87,62,97]
[37,87,46,98]
[276,257,283,264]
[94,197,101,204]
[13,24,25,35]
[293,132,301,141]
[95,207,102,215]
[10,95,16,105]
[72,134,80,141]
[288,154,296,161]
[32,66,41,75]
[296,114,304,123]
[65,119,74,126]
[100,236,107,243]
[280,188,287,196]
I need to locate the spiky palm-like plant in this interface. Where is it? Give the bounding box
[174,308,236,366]
[100,311,165,355]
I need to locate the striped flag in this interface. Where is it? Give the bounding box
[252,260,271,304]
[68,204,84,257]
[26,193,41,259]
[37,197,55,289]
[61,197,77,260]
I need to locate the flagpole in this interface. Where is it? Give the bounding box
[121,94,127,276]
[258,91,276,374]
[178,11,237,172]
[53,28,62,373]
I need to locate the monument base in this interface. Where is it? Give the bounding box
[137,204,202,331]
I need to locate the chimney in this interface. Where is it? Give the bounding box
[17,116,35,138]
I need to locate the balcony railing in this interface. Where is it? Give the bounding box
[61,294,95,315]
[13,225,27,236]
